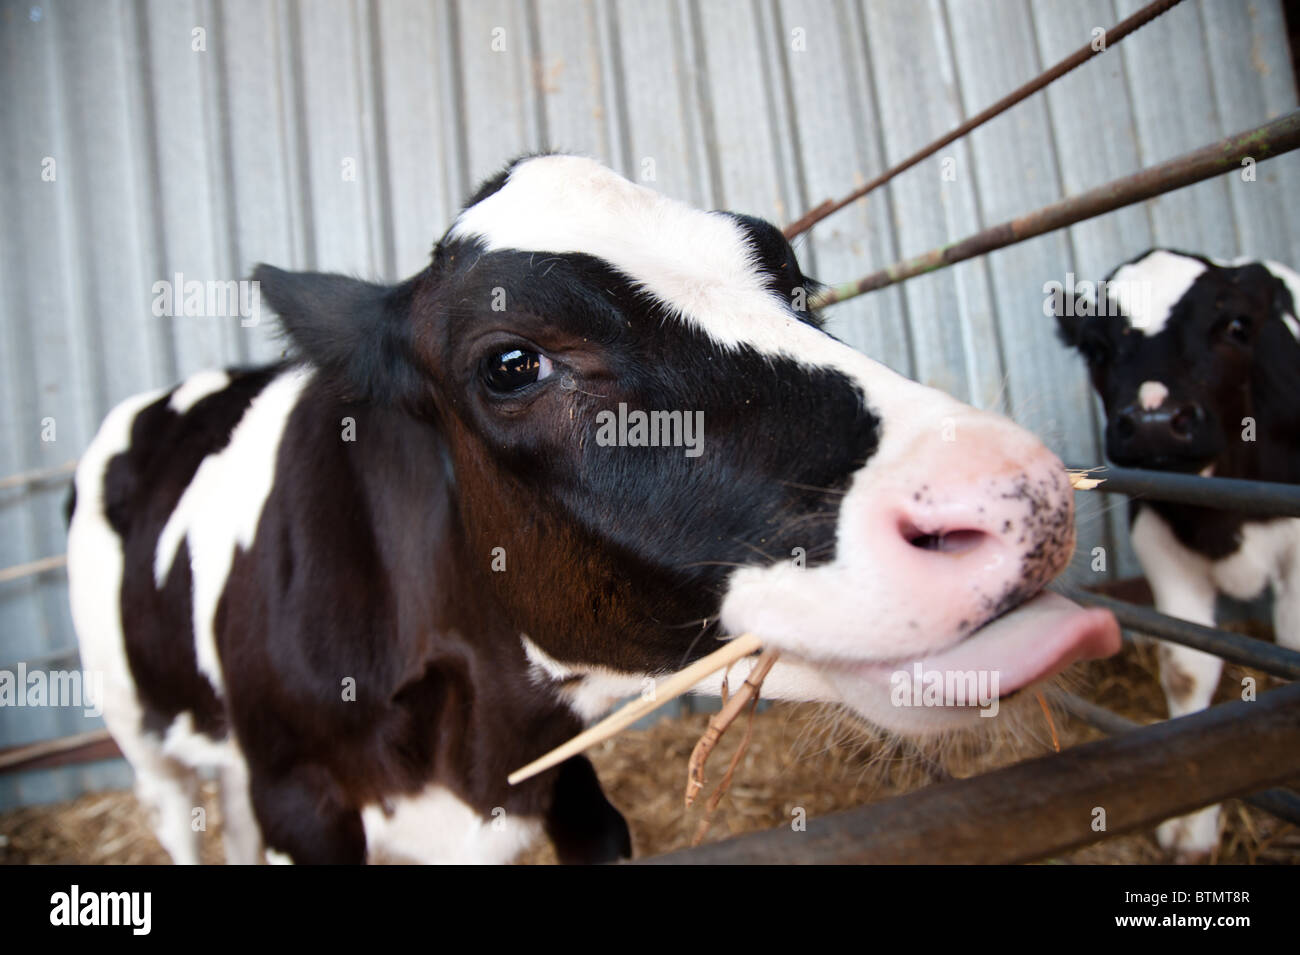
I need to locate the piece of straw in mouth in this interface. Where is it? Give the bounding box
[684,648,781,809]
[506,632,763,786]
[1036,691,1061,752]
[688,650,779,845]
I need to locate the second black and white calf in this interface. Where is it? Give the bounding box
[1058,247,1300,858]
[69,155,1119,864]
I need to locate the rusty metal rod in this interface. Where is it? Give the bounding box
[1058,691,1300,827]
[0,554,68,585]
[813,110,1300,308]
[1058,586,1300,680]
[783,0,1186,239]
[1068,463,1300,518]
[0,460,77,492]
[639,682,1300,864]
[0,729,121,775]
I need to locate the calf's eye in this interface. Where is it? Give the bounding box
[1226,316,1252,343]
[482,348,554,392]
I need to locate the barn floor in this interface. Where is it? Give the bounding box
[2,639,1297,865]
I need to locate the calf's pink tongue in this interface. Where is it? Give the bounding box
[918,591,1120,694]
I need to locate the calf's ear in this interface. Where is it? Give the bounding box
[1258,265,1300,328]
[253,264,425,406]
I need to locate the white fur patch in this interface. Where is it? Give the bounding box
[520,635,841,723]
[1129,508,1224,726]
[685,648,840,707]
[154,367,313,693]
[169,369,232,414]
[361,786,542,864]
[520,635,578,683]
[160,711,237,768]
[448,155,912,399]
[1211,518,1300,604]
[1130,508,1217,627]
[68,388,169,756]
[1137,380,1169,411]
[520,635,653,722]
[69,388,213,864]
[450,157,791,356]
[1107,250,1208,336]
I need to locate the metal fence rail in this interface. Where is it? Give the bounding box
[1059,587,1300,680]
[1069,464,1300,518]
[1059,692,1300,828]
[813,111,1300,307]
[782,0,1186,238]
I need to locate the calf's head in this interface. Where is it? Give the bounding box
[257,155,1118,734]
[1058,249,1300,481]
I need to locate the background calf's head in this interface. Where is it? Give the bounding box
[1058,249,1300,482]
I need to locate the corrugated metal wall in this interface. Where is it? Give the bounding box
[1,0,1297,808]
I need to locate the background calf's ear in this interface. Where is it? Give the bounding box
[1260,264,1300,329]
[252,264,424,406]
[1055,305,1084,349]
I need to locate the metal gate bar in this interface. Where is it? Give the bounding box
[782,0,1186,238]
[1070,464,1300,518]
[1059,692,1300,827]
[1060,587,1300,680]
[812,111,1300,308]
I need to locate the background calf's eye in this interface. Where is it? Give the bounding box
[1080,340,1110,365]
[1226,316,1252,343]
[482,348,554,392]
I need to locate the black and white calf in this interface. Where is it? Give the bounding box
[1058,248,1300,858]
[69,155,1119,864]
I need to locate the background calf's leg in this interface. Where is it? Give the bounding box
[1153,642,1224,859]
[1132,508,1223,860]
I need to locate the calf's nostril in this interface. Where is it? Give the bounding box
[1170,405,1199,440]
[1116,413,1137,441]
